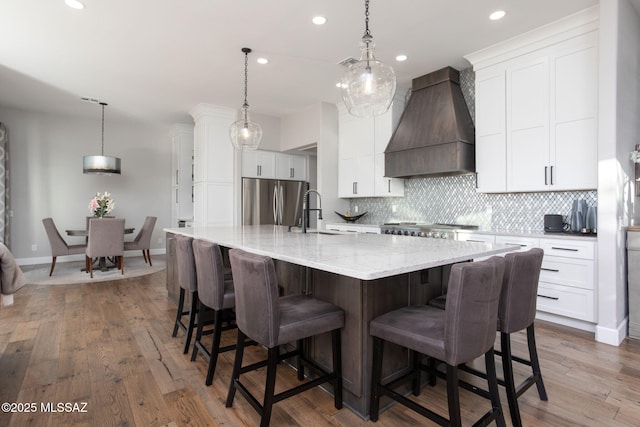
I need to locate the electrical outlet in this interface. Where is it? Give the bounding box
[31,244,37,251]
[158,237,163,244]
[354,205,359,213]
[392,205,397,213]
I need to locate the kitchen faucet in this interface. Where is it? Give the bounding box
[302,189,322,233]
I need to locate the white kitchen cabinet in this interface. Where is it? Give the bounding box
[468,22,598,193]
[170,125,194,227]
[494,235,540,252]
[338,100,404,198]
[537,237,596,323]
[276,153,307,181]
[242,150,276,178]
[243,150,307,181]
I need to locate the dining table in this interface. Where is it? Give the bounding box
[66,227,135,271]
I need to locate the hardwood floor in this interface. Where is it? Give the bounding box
[1,269,640,426]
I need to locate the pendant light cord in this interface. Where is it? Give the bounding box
[242,48,251,109]
[364,0,371,38]
[100,102,107,156]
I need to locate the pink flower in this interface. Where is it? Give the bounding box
[89,198,99,211]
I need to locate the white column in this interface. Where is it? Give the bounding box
[189,104,237,227]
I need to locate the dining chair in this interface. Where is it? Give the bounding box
[85,218,125,278]
[124,216,157,265]
[42,218,87,276]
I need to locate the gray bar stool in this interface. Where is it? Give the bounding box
[171,234,198,354]
[226,248,345,427]
[369,256,506,427]
[428,248,548,427]
[190,239,242,386]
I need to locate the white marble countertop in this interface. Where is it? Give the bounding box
[164,225,516,281]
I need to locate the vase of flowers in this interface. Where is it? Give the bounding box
[89,192,115,218]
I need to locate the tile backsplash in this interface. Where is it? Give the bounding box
[346,175,597,232]
[343,67,598,232]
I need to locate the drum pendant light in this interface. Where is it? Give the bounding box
[341,0,396,117]
[229,47,262,150]
[83,102,121,175]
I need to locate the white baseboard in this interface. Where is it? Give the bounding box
[16,248,166,266]
[535,311,596,333]
[595,317,628,347]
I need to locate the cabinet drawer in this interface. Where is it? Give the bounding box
[456,233,495,243]
[540,238,594,259]
[536,283,594,322]
[540,256,594,290]
[495,235,539,251]
[326,224,360,233]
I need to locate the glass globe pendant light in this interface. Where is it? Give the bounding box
[341,0,396,117]
[230,47,262,150]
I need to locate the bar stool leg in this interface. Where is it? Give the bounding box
[485,348,506,427]
[205,309,224,386]
[226,330,246,407]
[527,325,548,400]
[183,292,198,354]
[296,339,304,380]
[446,364,462,427]
[332,328,343,409]
[172,288,185,337]
[501,332,522,427]
[369,336,384,422]
[261,347,279,427]
[411,350,421,396]
[190,300,206,361]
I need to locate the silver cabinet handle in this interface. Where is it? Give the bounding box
[551,246,578,252]
[541,267,560,272]
[544,166,548,185]
[537,294,559,300]
[290,167,294,178]
[550,165,554,185]
[175,188,179,204]
[388,179,391,193]
[175,170,179,185]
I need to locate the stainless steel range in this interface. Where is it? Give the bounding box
[380,222,479,239]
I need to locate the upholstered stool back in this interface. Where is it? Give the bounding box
[228,248,281,348]
[175,234,197,293]
[192,240,235,311]
[498,248,544,334]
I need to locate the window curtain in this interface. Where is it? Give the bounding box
[0,123,9,247]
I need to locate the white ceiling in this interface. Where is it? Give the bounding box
[1,0,627,125]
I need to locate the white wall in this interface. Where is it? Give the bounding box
[596,0,640,345]
[0,106,172,263]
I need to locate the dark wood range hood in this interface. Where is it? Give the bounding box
[384,66,475,178]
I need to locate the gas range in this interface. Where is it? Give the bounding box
[379,222,479,239]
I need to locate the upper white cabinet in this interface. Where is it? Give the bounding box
[242,150,307,181]
[466,10,598,193]
[242,150,276,178]
[338,100,405,198]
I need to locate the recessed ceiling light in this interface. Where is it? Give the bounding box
[65,0,85,10]
[489,10,506,21]
[395,54,408,62]
[257,57,269,65]
[312,16,327,25]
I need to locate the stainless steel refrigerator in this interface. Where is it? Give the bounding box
[242,178,308,226]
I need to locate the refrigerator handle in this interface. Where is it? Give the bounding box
[278,184,284,225]
[272,185,278,224]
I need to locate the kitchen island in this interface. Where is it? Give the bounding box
[164,225,516,418]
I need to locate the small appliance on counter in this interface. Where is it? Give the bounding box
[543,214,566,233]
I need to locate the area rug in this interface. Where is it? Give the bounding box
[22,256,166,285]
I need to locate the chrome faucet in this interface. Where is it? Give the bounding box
[302,189,322,233]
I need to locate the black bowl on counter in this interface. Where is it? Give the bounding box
[334,211,367,223]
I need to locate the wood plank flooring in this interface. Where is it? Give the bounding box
[1,268,640,426]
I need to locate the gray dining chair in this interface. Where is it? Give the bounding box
[42,218,87,276]
[124,216,157,266]
[85,218,125,278]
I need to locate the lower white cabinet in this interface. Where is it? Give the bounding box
[457,232,597,325]
[536,238,596,323]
